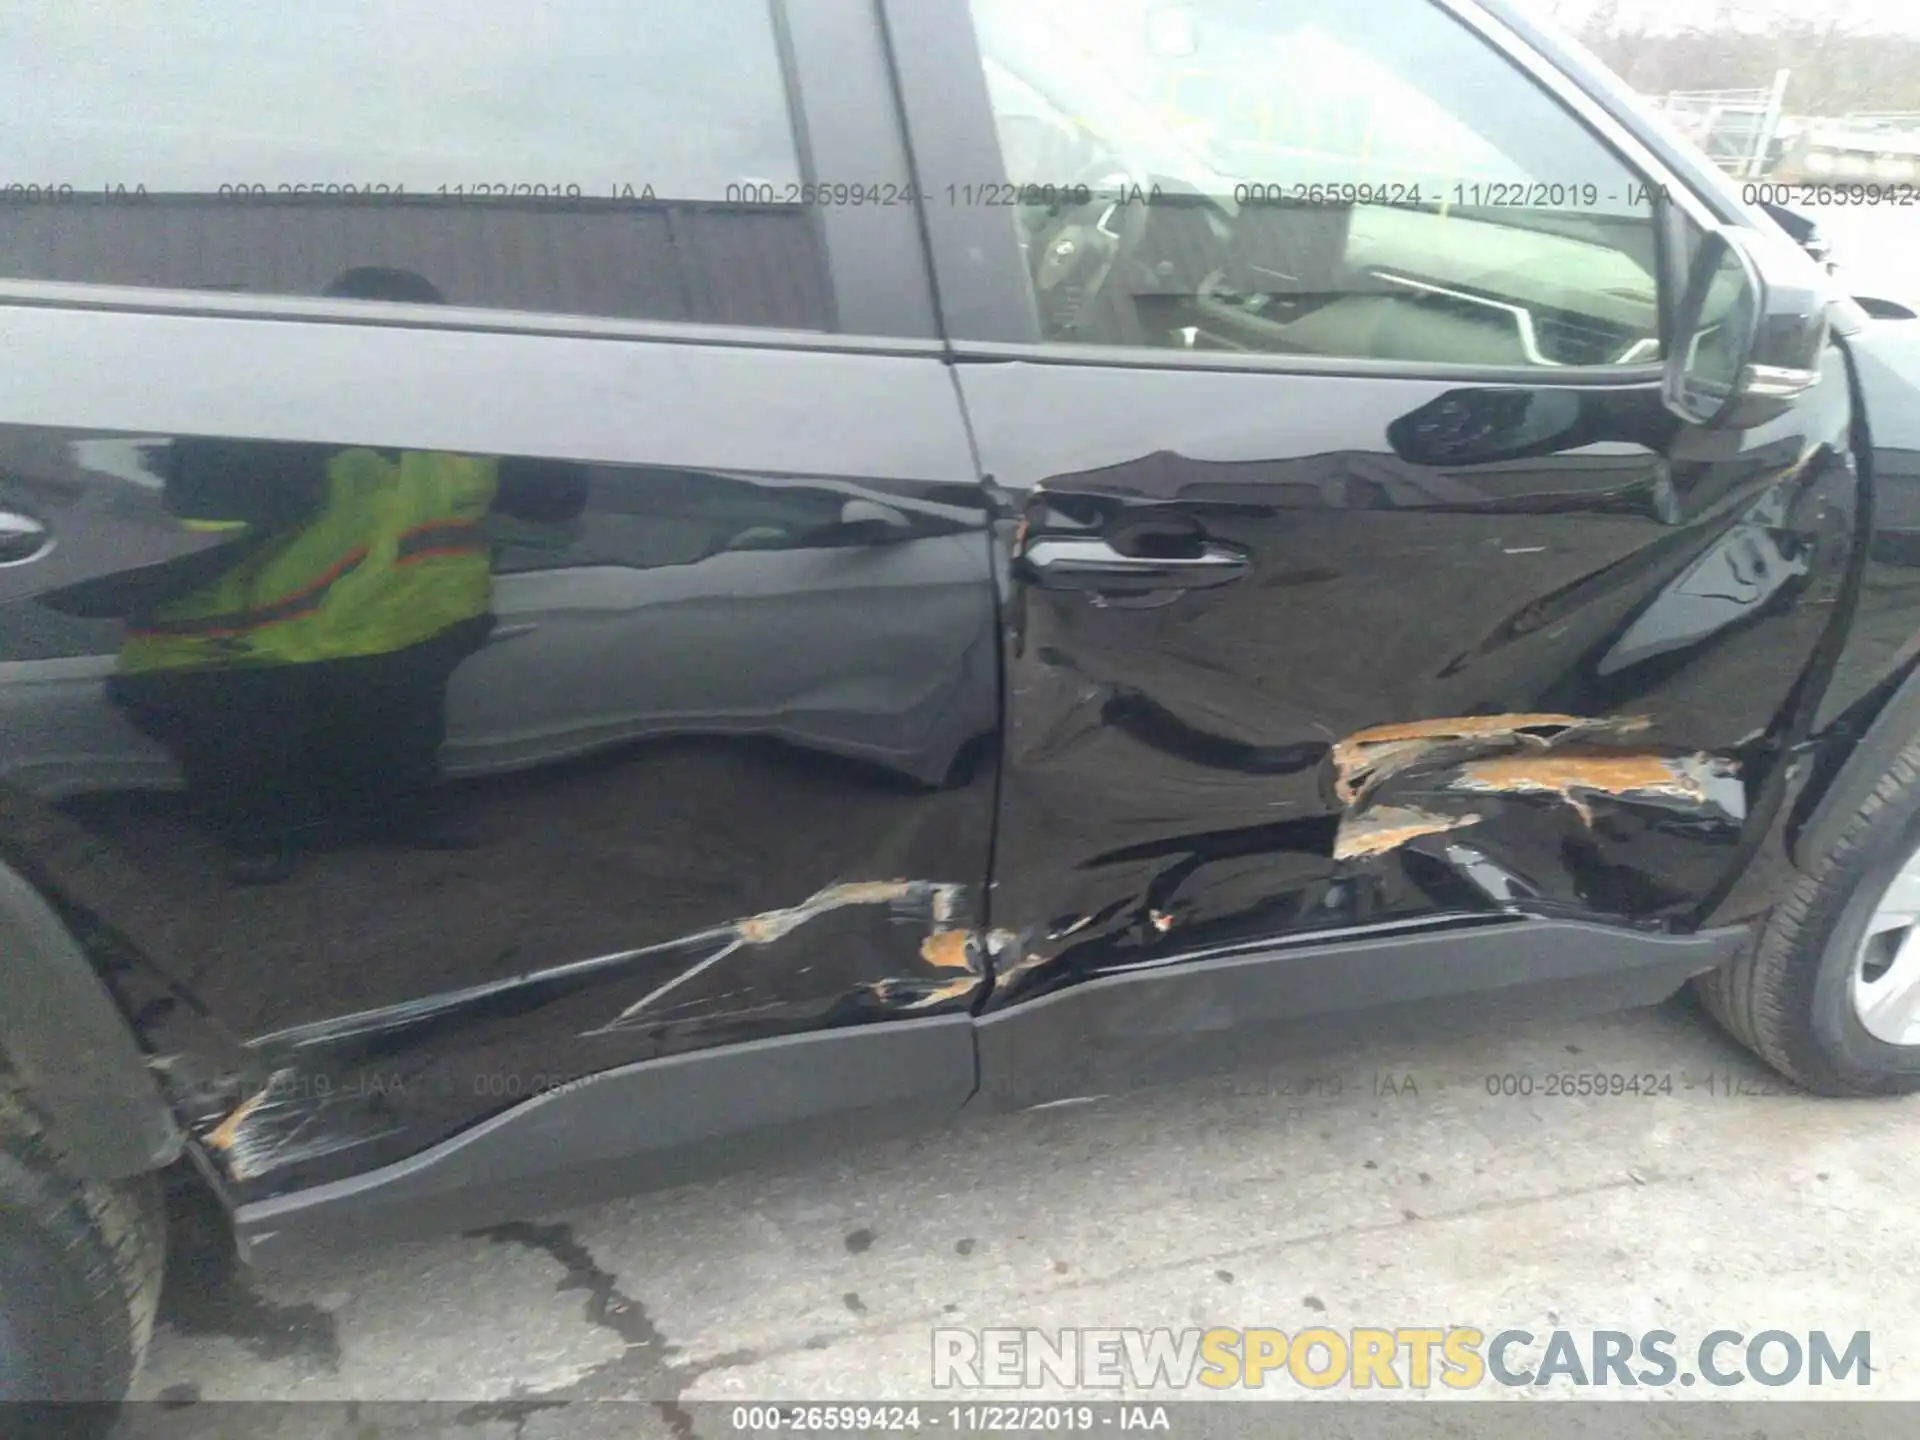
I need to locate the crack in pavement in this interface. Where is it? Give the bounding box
[153,1168,1675,1433]
[467,1220,757,1438]
[452,1394,572,1440]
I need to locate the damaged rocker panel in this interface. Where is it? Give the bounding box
[199,880,982,1185]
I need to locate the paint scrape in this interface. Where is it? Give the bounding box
[1335,805,1484,861]
[1332,713,1653,803]
[201,1066,400,1182]
[204,1082,273,1155]
[860,975,980,1010]
[906,976,980,1010]
[1324,713,1734,863]
[598,880,974,1029]
[736,881,928,944]
[1448,750,1737,825]
[994,950,1053,992]
[920,929,975,970]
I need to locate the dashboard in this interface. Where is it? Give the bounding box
[1054,188,1664,368]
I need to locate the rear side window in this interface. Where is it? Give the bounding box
[0,0,831,329]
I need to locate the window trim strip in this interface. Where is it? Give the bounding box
[0,278,947,357]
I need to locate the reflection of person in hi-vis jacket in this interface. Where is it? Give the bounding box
[119,444,499,675]
[107,267,584,883]
[116,445,499,675]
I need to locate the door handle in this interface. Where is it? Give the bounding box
[0,511,51,566]
[1020,537,1249,592]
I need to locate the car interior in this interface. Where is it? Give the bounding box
[977,0,1666,367]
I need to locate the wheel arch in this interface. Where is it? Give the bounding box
[1792,655,1920,874]
[0,859,182,1181]
[1781,320,1920,884]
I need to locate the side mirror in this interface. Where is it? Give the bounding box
[1664,225,1829,432]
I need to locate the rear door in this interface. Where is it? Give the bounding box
[0,0,995,1202]
[888,0,1858,1010]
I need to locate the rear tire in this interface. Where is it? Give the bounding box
[1699,739,1920,1095]
[0,1079,166,1433]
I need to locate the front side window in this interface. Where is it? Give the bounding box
[964,0,1665,366]
[0,0,829,328]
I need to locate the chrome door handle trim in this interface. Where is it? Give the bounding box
[0,511,52,567]
[1020,537,1249,592]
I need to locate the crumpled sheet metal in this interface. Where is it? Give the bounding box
[1329,713,1740,862]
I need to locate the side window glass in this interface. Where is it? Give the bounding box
[965,0,1665,366]
[0,0,829,329]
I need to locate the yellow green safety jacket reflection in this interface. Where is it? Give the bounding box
[120,448,498,673]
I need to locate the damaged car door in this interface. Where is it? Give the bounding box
[0,0,996,1233]
[894,0,1858,1045]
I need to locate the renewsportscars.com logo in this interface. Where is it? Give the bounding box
[931,1327,1872,1391]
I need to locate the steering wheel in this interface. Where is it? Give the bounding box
[1027,156,1156,344]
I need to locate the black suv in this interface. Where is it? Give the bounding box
[3,0,1919,1418]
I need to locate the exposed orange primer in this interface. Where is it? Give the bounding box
[1449,750,1724,824]
[1332,713,1653,802]
[920,929,974,970]
[201,1064,327,1180]
[1339,713,1595,748]
[1334,805,1484,861]
[203,1088,267,1153]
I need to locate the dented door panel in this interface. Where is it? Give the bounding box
[970,354,1857,1004]
[0,314,997,1198]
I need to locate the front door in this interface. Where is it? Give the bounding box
[892,0,1859,1006]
